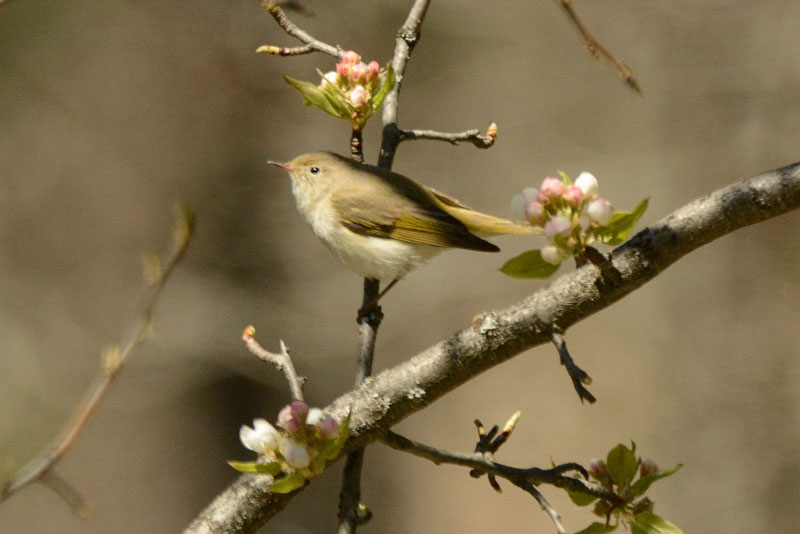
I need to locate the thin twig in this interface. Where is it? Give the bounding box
[400,122,498,148]
[516,479,567,534]
[551,332,596,404]
[470,413,521,491]
[242,328,305,401]
[378,0,433,168]
[337,3,433,531]
[382,430,615,534]
[259,1,342,59]
[1,204,194,507]
[555,0,641,93]
[256,43,314,56]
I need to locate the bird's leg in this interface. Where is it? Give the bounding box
[356,279,399,322]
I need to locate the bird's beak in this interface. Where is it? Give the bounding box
[268,160,292,172]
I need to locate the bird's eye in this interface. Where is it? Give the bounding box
[310,166,320,174]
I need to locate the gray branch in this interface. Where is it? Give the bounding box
[242,331,305,401]
[183,161,800,534]
[399,123,498,148]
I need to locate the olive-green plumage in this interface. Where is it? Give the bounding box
[270,152,540,281]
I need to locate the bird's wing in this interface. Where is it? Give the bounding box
[331,189,498,252]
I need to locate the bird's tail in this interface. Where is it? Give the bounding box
[447,206,543,235]
[430,189,542,236]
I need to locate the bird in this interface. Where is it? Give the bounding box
[269,151,540,304]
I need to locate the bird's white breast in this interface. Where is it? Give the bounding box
[291,179,441,280]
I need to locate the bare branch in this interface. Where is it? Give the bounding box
[378,0,433,168]
[515,480,567,534]
[184,161,800,534]
[259,1,343,59]
[338,278,381,533]
[242,328,305,401]
[1,204,194,508]
[400,122,498,148]
[556,0,641,93]
[339,2,433,531]
[381,430,612,534]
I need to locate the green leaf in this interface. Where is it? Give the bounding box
[227,460,282,476]
[565,486,599,507]
[558,170,573,186]
[283,75,350,120]
[574,522,617,534]
[630,512,683,534]
[606,444,638,488]
[269,472,307,494]
[370,63,395,114]
[631,463,682,496]
[500,250,561,279]
[595,198,649,246]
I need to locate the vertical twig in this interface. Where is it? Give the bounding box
[378,0,432,169]
[337,3,432,530]
[338,278,381,533]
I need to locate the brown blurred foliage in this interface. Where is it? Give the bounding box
[1,1,799,532]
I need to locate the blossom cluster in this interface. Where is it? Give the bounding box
[564,443,683,534]
[283,49,394,131]
[233,400,348,492]
[511,171,614,265]
[321,50,382,109]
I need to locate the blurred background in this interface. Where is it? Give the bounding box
[1,0,799,532]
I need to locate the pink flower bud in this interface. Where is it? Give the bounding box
[539,177,564,201]
[366,60,380,80]
[540,245,562,265]
[318,416,340,439]
[349,85,369,107]
[524,200,545,224]
[589,458,606,478]
[586,198,614,226]
[544,215,572,239]
[575,172,599,197]
[279,438,311,469]
[564,185,583,206]
[350,62,367,82]
[336,62,349,78]
[342,50,361,65]
[640,459,659,477]
[277,400,309,435]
